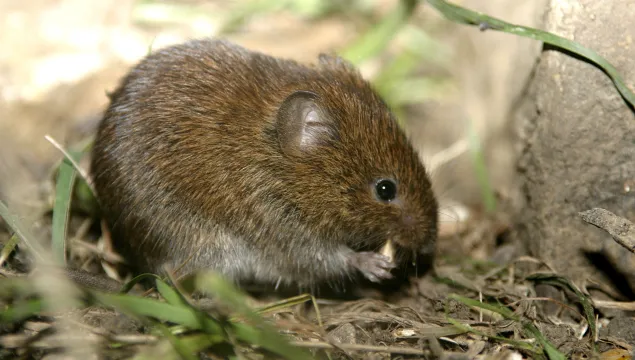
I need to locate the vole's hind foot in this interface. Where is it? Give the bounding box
[348,252,395,283]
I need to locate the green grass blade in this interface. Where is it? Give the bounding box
[467,121,497,213]
[219,0,289,34]
[449,294,515,318]
[449,294,566,359]
[51,149,83,265]
[341,0,418,65]
[523,322,567,360]
[0,234,20,266]
[383,77,453,106]
[120,273,161,293]
[0,277,39,298]
[426,0,635,108]
[193,272,313,360]
[0,298,44,324]
[155,322,200,360]
[0,200,45,260]
[155,278,188,306]
[91,290,227,334]
[230,323,312,360]
[526,273,597,347]
[177,333,231,355]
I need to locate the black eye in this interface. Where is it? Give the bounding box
[374,179,397,202]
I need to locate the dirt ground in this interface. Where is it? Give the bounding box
[1,0,633,359]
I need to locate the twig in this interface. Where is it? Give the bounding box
[290,340,425,355]
[579,208,635,253]
[71,238,125,264]
[592,299,635,311]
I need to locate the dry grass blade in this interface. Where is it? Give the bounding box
[592,299,635,311]
[252,292,326,328]
[449,294,567,359]
[254,293,312,315]
[291,340,426,355]
[579,208,635,254]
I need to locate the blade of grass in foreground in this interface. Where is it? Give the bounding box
[51,148,83,265]
[0,200,45,260]
[120,273,162,293]
[154,322,200,360]
[0,234,20,267]
[0,298,44,324]
[193,272,314,360]
[156,278,189,306]
[426,0,635,108]
[93,280,312,359]
[91,290,226,333]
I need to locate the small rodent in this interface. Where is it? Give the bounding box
[90,39,438,289]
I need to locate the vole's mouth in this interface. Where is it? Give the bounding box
[380,237,435,264]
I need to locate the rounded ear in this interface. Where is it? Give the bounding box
[276,90,337,157]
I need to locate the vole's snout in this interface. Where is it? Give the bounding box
[393,217,437,258]
[402,214,416,227]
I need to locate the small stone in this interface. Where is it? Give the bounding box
[328,323,356,344]
[607,316,635,347]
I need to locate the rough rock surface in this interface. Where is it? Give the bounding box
[514,0,635,292]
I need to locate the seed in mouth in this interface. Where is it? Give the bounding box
[379,240,395,263]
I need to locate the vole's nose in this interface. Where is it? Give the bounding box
[402,214,416,227]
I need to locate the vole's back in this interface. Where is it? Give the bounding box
[91,39,438,287]
[94,40,298,277]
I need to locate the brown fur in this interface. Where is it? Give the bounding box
[90,39,437,289]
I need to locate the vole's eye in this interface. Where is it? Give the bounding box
[374,179,397,202]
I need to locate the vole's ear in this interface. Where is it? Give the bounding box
[276,90,337,157]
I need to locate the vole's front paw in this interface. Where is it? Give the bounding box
[348,252,396,283]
